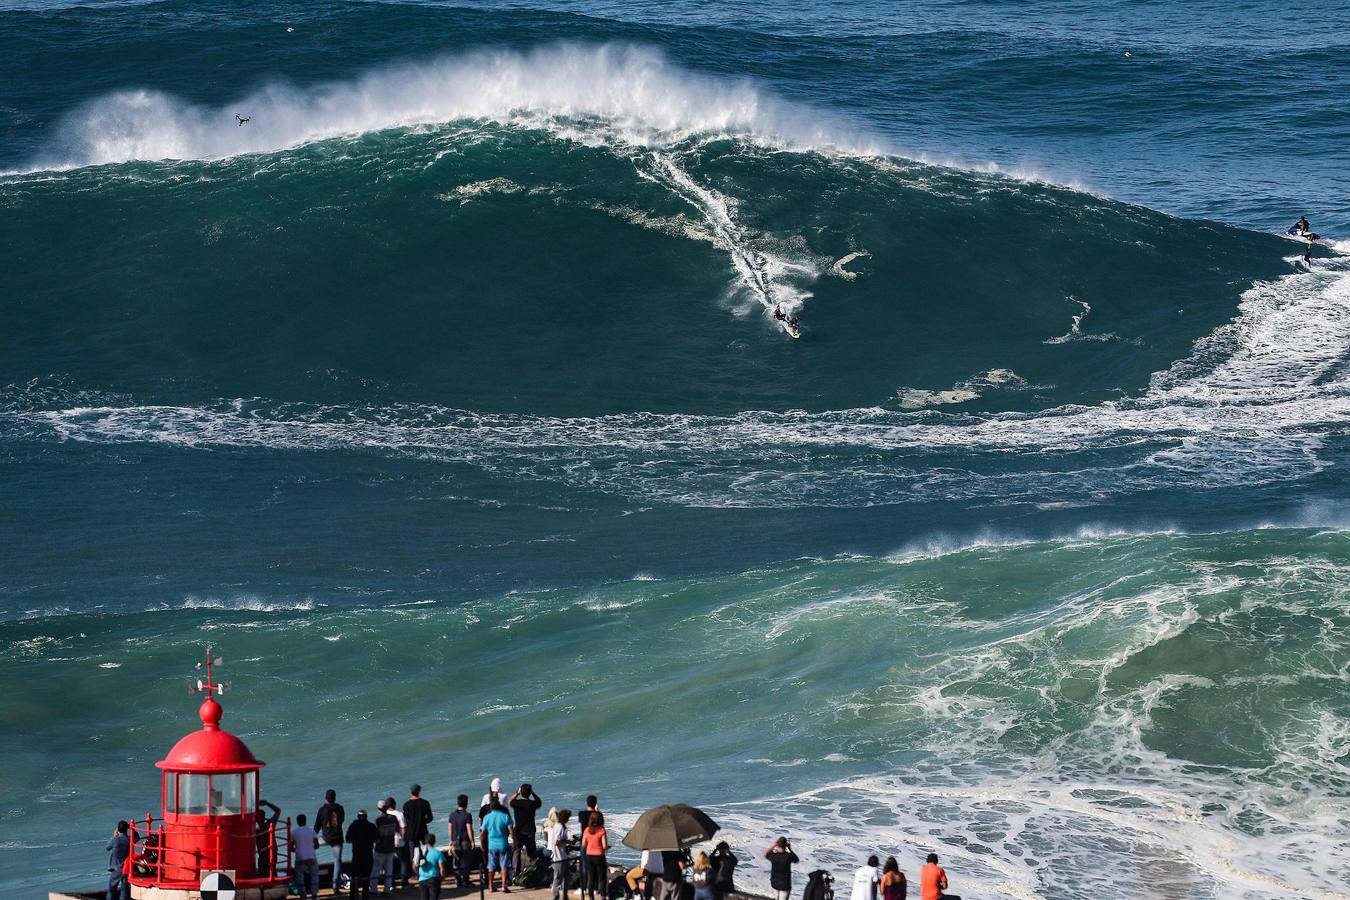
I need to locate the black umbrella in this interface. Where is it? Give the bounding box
[622,804,720,851]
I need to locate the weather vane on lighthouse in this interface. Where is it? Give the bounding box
[191,646,230,697]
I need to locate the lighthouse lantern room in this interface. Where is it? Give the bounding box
[128,650,290,900]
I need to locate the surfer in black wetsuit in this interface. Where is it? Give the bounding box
[236,114,251,126]
[1294,215,1310,236]
[1303,243,1313,266]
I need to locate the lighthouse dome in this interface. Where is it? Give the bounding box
[156,696,265,772]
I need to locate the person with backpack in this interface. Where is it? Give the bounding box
[345,810,379,900]
[448,794,476,888]
[372,799,401,895]
[481,794,515,893]
[709,842,738,895]
[764,837,799,900]
[404,785,434,878]
[416,832,450,900]
[509,782,544,873]
[316,789,347,893]
[879,857,906,900]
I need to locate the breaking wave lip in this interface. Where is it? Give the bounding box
[169,596,318,613]
[12,42,884,174]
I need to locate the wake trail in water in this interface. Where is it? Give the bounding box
[639,151,817,321]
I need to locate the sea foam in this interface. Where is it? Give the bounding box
[21,43,881,173]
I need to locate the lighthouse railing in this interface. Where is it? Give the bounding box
[128,813,292,889]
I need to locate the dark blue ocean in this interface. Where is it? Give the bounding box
[3,1,1349,897]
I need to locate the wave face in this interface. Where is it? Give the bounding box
[3,1,1350,899]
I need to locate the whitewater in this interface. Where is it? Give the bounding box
[3,2,1349,899]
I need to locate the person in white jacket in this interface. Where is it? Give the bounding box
[850,856,880,900]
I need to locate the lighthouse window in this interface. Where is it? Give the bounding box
[212,773,242,816]
[243,770,257,813]
[178,773,210,815]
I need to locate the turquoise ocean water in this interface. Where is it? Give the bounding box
[2,1,1349,897]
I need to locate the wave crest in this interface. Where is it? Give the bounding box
[23,42,880,172]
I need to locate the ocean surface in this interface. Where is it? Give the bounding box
[3,1,1349,897]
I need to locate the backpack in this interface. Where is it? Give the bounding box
[323,811,344,845]
[512,855,551,888]
[804,870,835,900]
[376,815,398,852]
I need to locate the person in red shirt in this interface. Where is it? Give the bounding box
[918,853,959,900]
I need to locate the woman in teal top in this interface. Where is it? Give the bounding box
[416,832,449,900]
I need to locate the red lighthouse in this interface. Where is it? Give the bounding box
[128,651,291,899]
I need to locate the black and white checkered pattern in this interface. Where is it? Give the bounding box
[199,870,236,900]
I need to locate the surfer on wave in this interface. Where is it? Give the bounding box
[773,305,800,331]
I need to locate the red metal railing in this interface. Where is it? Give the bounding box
[128,813,292,889]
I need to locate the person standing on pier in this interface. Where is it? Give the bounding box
[255,798,281,878]
[764,837,799,900]
[918,854,958,900]
[580,810,609,900]
[879,857,906,900]
[655,849,685,900]
[293,813,320,900]
[482,794,516,892]
[387,795,410,887]
[416,832,449,900]
[710,841,738,895]
[509,782,544,872]
[448,794,476,888]
[850,855,880,900]
[317,789,347,893]
[578,795,601,831]
[481,777,504,811]
[691,852,716,900]
[105,820,130,900]
[404,785,434,877]
[372,799,401,895]
[546,808,572,900]
[346,810,378,900]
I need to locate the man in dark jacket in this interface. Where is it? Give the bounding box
[656,850,685,900]
[509,783,543,873]
[403,784,434,882]
[345,810,379,900]
[316,789,347,892]
[106,820,131,900]
[373,799,400,894]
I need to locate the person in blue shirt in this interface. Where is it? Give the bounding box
[480,796,515,893]
[106,820,130,900]
[415,832,449,900]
